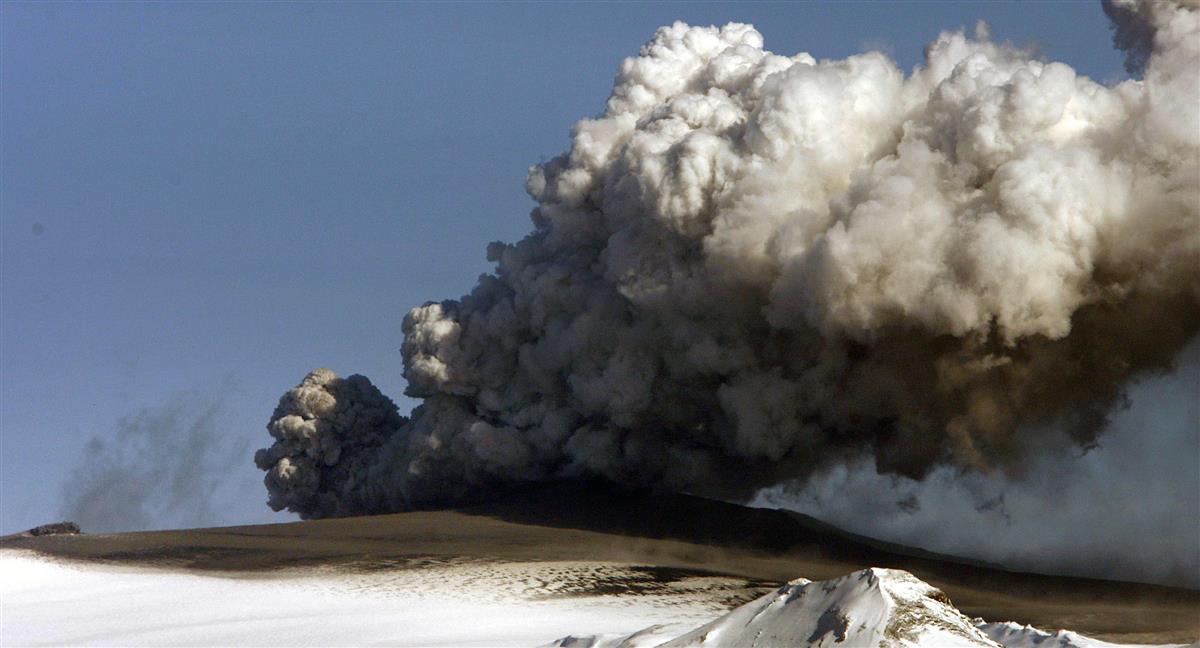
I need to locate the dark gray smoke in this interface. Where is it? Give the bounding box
[62,397,250,532]
[1104,0,1156,74]
[256,0,1199,531]
[1102,0,1199,75]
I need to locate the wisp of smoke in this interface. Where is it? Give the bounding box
[255,0,1199,571]
[63,397,250,533]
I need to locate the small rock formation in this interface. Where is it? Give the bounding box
[27,522,82,537]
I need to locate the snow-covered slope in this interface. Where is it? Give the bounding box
[979,622,1192,648]
[656,568,994,647]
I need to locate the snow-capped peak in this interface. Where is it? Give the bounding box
[657,567,997,647]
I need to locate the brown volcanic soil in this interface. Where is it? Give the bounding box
[3,485,1197,644]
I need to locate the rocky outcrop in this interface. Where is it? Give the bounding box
[27,522,82,537]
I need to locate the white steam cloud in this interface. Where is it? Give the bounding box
[756,337,1200,588]
[255,0,1199,581]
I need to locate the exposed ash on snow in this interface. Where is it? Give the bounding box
[255,0,1199,558]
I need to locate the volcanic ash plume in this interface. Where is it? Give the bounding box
[257,0,1199,520]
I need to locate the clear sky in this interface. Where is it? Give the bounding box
[0,1,1127,533]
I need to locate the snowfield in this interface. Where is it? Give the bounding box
[0,550,1189,647]
[0,550,718,647]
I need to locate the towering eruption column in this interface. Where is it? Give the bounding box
[256,0,1198,521]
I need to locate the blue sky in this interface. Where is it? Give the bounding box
[0,2,1127,533]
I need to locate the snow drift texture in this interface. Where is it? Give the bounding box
[256,0,1199,518]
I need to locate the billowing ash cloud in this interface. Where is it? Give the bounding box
[257,0,1199,522]
[254,370,405,516]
